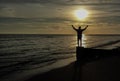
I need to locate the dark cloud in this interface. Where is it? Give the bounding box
[0,0,120,5]
[0,15,120,24]
[0,0,54,3]
[0,17,72,23]
[90,16,120,24]
[0,5,6,10]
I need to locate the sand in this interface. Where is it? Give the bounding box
[26,54,120,81]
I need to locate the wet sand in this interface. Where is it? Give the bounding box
[26,56,120,81]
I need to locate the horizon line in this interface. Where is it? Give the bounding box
[0,33,120,35]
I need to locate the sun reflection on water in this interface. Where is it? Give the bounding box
[82,34,87,47]
[72,34,87,47]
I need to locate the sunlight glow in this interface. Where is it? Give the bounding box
[75,9,89,20]
[82,34,87,47]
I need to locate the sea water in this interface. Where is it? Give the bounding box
[0,34,120,81]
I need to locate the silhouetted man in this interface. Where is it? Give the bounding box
[72,25,88,47]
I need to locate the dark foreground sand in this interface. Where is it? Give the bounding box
[26,55,120,81]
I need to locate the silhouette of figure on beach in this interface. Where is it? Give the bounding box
[72,25,88,47]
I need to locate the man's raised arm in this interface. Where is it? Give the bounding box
[82,25,88,31]
[72,25,77,31]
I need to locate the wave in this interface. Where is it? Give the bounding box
[91,40,120,48]
[0,34,119,78]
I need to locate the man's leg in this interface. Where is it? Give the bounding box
[80,37,82,47]
[77,38,79,47]
[80,39,82,47]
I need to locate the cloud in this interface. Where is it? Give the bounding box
[0,16,120,34]
[90,16,120,24]
[0,14,120,25]
[0,0,120,5]
[0,17,72,23]
[0,0,119,34]
[0,0,58,4]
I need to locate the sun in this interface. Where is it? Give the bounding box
[75,9,89,20]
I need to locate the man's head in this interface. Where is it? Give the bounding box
[79,27,81,30]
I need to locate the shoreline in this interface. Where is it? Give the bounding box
[25,48,120,81]
[25,62,75,81]
[0,57,76,81]
[26,55,120,81]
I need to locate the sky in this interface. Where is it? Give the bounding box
[0,0,120,34]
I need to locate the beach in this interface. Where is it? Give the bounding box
[0,34,120,81]
[0,0,120,80]
[26,54,120,81]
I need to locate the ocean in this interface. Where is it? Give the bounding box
[0,34,120,81]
